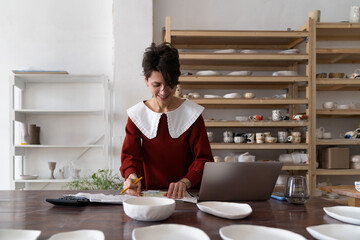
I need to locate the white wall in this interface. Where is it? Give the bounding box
[0,0,113,189]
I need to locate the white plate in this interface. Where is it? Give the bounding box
[323,206,360,225]
[279,49,300,54]
[20,174,39,180]
[0,229,41,240]
[197,201,252,219]
[219,225,306,240]
[204,94,222,98]
[227,71,252,76]
[223,93,242,98]
[240,50,258,54]
[48,230,105,240]
[214,49,237,53]
[307,224,360,240]
[132,224,210,240]
[196,70,221,76]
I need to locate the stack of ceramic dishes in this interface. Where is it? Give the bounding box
[213,49,237,53]
[227,71,252,76]
[196,70,221,76]
[204,94,222,98]
[223,93,241,98]
[273,71,298,76]
[278,49,300,54]
[240,49,259,54]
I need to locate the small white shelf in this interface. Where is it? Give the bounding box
[15,144,104,148]
[15,109,104,114]
[14,179,72,183]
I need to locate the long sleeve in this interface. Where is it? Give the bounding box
[184,115,214,187]
[120,117,143,179]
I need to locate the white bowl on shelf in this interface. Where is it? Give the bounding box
[123,197,175,221]
[196,70,221,76]
[223,93,241,98]
[204,94,222,98]
[213,49,237,53]
[227,71,252,76]
[20,174,38,180]
[240,49,258,54]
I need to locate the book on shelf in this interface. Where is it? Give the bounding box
[12,70,68,74]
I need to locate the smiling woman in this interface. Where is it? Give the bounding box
[120,42,214,199]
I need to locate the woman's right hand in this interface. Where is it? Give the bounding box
[123,173,141,196]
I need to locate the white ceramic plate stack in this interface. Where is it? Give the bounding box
[323,206,360,225]
[196,70,221,76]
[48,230,105,240]
[132,224,210,240]
[219,225,306,240]
[204,94,222,98]
[240,50,259,54]
[223,93,242,98]
[20,174,39,180]
[0,229,41,240]
[196,201,252,219]
[227,71,252,76]
[213,49,237,53]
[306,224,360,240]
[278,49,300,54]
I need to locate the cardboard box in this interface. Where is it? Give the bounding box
[319,147,349,169]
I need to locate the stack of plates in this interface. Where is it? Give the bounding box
[20,174,38,180]
[213,49,237,53]
[227,71,252,76]
[240,49,259,54]
[196,70,221,76]
[204,94,222,98]
[279,49,300,54]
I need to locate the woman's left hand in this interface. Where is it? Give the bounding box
[164,180,187,199]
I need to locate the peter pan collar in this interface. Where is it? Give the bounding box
[127,99,204,139]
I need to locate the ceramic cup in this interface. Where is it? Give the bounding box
[245,133,255,144]
[288,136,301,143]
[234,136,245,143]
[264,132,271,138]
[223,131,233,143]
[214,156,221,162]
[256,133,264,144]
[291,131,301,137]
[272,110,281,121]
[249,115,263,121]
[323,101,337,109]
[292,114,306,120]
[244,92,256,99]
[265,136,277,143]
[323,132,332,139]
[278,131,288,143]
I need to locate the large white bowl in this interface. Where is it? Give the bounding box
[123,197,175,221]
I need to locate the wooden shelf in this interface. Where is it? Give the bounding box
[205,120,308,128]
[316,78,360,91]
[192,98,308,108]
[317,48,360,64]
[317,109,360,117]
[179,75,308,89]
[315,22,360,41]
[317,139,360,145]
[210,143,308,150]
[316,169,360,175]
[167,30,308,49]
[282,164,309,171]
[180,53,308,69]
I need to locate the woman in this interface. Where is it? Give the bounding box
[120,42,213,199]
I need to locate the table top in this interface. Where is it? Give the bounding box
[319,185,360,199]
[0,190,346,240]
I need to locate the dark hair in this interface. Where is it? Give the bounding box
[142,42,180,89]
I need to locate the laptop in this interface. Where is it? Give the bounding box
[194,162,283,202]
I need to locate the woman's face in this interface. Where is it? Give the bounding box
[146,71,176,104]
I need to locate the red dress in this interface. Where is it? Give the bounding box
[120,101,213,190]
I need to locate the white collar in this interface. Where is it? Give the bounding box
[127,99,204,139]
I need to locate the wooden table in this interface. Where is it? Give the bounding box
[0,190,346,240]
[319,185,360,207]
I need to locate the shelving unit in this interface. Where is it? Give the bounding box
[9,74,111,190]
[301,21,360,192]
[164,16,315,191]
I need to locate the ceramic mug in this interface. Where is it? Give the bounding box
[288,136,301,143]
[265,136,277,143]
[272,110,281,121]
[292,114,306,120]
[245,133,255,144]
[207,132,213,142]
[264,132,271,138]
[256,133,264,144]
[323,132,332,139]
[323,101,337,109]
[249,115,263,121]
[214,156,221,162]
[278,131,288,143]
[291,131,301,137]
[234,136,245,143]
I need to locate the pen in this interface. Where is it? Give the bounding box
[121,176,143,194]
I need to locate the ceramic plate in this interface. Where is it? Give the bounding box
[307,224,360,240]
[219,225,306,240]
[48,230,105,240]
[240,50,258,54]
[279,49,300,54]
[323,206,360,225]
[227,71,252,76]
[132,224,210,240]
[214,49,237,53]
[0,229,41,240]
[197,201,252,219]
[196,70,221,76]
[20,174,39,180]
[223,93,241,98]
[204,94,222,98]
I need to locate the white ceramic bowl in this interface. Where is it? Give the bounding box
[223,93,241,98]
[355,182,360,192]
[337,104,350,110]
[227,71,252,76]
[123,197,175,221]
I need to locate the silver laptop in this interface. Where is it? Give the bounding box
[195,162,283,202]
